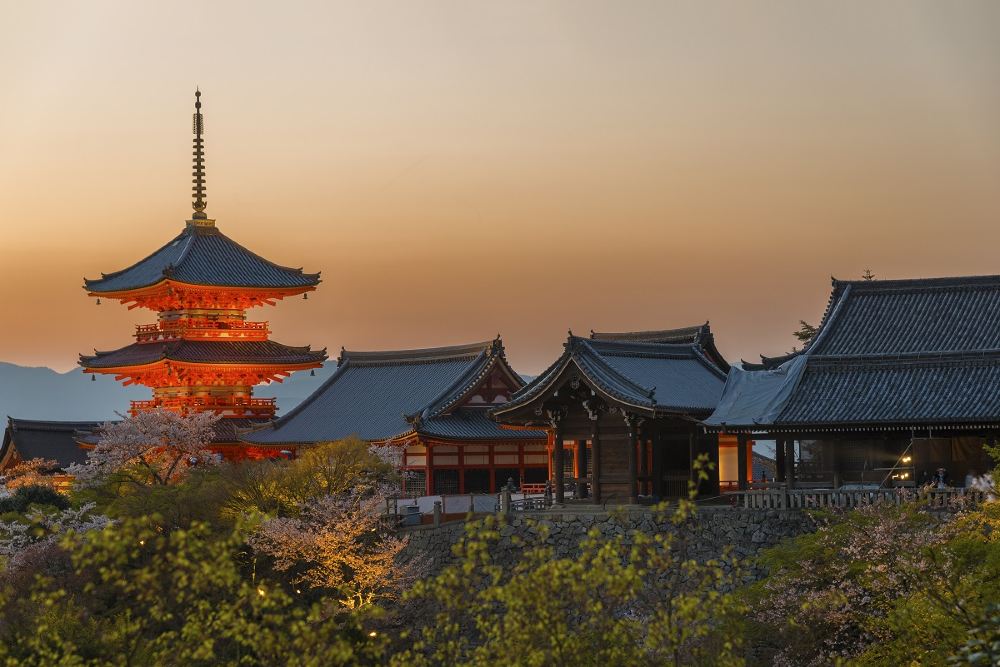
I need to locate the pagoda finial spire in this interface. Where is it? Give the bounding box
[190,88,208,221]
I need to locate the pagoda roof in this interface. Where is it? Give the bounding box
[1,418,101,470]
[80,339,327,369]
[493,335,728,422]
[244,338,545,445]
[84,223,320,294]
[705,274,1000,431]
[590,322,730,372]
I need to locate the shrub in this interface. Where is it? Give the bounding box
[0,484,69,514]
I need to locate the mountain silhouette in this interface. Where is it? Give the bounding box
[0,361,335,425]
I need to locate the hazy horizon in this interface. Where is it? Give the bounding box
[3,1,1000,375]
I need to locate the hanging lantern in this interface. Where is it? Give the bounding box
[303,293,308,300]
[310,369,315,377]
[96,298,101,305]
[91,374,96,382]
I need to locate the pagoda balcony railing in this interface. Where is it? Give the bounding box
[135,320,270,342]
[131,396,276,416]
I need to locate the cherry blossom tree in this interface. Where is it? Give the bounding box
[0,502,111,574]
[67,409,221,487]
[0,458,60,490]
[249,491,415,609]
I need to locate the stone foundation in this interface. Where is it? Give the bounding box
[399,506,817,582]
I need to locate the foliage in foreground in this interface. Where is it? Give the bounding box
[748,501,1000,666]
[0,517,384,666]
[392,489,746,666]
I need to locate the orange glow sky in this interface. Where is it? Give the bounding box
[3,1,1000,375]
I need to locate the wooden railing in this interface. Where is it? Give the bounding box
[131,396,276,416]
[135,320,270,342]
[730,486,986,510]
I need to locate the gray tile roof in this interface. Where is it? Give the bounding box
[80,340,326,369]
[243,339,545,445]
[706,275,1000,430]
[84,224,320,293]
[590,323,730,372]
[2,418,100,469]
[494,336,728,418]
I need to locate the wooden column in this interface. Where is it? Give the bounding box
[688,431,696,482]
[737,433,749,491]
[590,416,602,504]
[784,438,796,489]
[549,410,565,505]
[425,444,434,496]
[624,413,639,504]
[775,437,786,483]
[831,437,842,489]
[639,429,649,495]
[575,437,588,499]
[653,430,664,498]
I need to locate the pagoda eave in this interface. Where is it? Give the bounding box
[87,279,317,311]
[81,359,324,385]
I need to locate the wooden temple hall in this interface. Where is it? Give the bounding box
[491,325,751,504]
[704,276,1000,490]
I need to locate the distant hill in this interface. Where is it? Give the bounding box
[0,361,336,425]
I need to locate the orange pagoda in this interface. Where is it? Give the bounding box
[79,90,326,457]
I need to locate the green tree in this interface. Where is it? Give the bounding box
[391,466,745,667]
[792,320,818,345]
[0,516,383,666]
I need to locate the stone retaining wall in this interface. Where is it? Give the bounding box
[398,506,817,583]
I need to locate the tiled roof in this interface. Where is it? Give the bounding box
[2,418,101,469]
[591,323,730,372]
[243,339,545,445]
[590,325,708,344]
[706,275,1000,430]
[80,340,326,369]
[494,336,728,418]
[84,224,320,293]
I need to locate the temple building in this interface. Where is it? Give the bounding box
[243,339,548,495]
[78,90,325,458]
[704,275,1000,489]
[0,419,101,488]
[490,325,745,504]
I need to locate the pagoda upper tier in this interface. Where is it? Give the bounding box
[84,222,320,311]
[79,90,326,426]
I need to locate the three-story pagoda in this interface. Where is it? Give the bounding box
[80,91,326,452]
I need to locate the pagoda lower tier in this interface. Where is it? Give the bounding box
[80,339,326,418]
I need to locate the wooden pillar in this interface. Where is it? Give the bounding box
[625,413,639,504]
[831,437,841,489]
[575,437,588,499]
[550,411,565,505]
[591,417,602,504]
[737,433,749,491]
[653,430,664,498]
[425,444,434,496]
[775,438,786,483]
[688,431,696,482]
[639,429,649,495]
[784,438,796,489]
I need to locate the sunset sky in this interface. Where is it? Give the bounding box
[2,1,1000,375]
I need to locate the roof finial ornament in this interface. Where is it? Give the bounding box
[190,88,210,223]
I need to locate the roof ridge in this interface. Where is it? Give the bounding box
[590,323,708,341]
[573,338,657,400]
[341,340,494,365]
[832,274,1000,290]
[411,348,492,421]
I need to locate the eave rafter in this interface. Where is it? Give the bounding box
[88,279,315,311]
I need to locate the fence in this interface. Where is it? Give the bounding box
[730,486,986,510]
